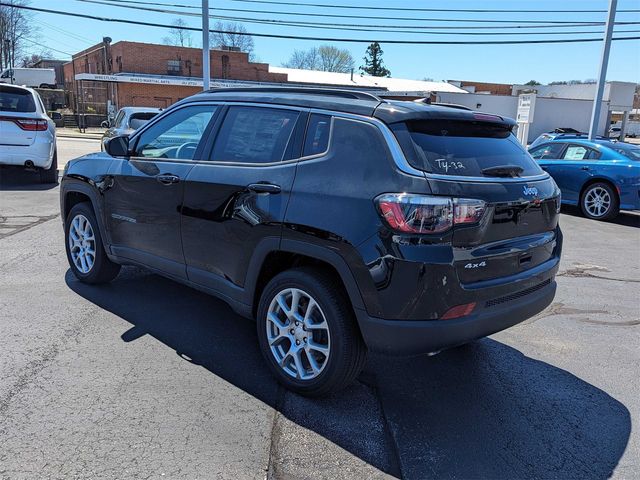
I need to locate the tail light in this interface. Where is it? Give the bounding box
[376,193,486,234]
[14,119,48,131]
[0,116,48,131]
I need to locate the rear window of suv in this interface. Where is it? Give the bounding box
[0,87,36,113]
[395,119,543,177]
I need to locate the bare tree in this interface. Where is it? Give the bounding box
[0,0,33,70]
[162,18,192,47]
[283,45,353,73]
[20,51,51,67]
[210,21,255,58]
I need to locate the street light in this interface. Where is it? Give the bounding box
[202,0,210,91]
[588,0,617,140]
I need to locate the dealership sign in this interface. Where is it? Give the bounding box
[74,73,253,88]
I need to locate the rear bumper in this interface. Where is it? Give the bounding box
[0,133,55,169]
[356,270,557,356]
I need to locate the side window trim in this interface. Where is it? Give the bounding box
[128,102,221,162]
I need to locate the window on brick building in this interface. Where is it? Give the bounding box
[167,60,182,76]
[221,55,230,79]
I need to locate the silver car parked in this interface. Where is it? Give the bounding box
[101,107,161,150]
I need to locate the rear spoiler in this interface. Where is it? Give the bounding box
[374,102,516,128]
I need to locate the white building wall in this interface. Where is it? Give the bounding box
[436,92,610,142]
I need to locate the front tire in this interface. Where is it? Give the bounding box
[580,182,619,221]
[65,202,120,284]
[256,268,367,396]
[39,151,58,184]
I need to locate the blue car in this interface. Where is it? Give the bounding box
[529,139,640,220]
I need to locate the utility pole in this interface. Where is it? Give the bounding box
[202,0,210,91]
[588,0,617,140]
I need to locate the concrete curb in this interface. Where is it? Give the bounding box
[57,134,103,141]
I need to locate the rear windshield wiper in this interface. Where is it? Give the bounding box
[481,165,524,178]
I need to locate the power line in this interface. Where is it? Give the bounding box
[21,37,73,57]
[5,2,640,45]
[229,0,640,14]
[77,0,640,32]
[33,19,95,44]
[69,0,640,37]
[82,0,640,26]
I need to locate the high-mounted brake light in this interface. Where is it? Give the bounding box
[473,113,503,122]
[375,194,486,234]
[0,117,48,131]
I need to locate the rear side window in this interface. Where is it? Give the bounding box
[0,87,36,112]
[129,112,158,130]
[562,145,600,160]
[303,114,331,157]
[212,106,299,164]
[398,120,543,177]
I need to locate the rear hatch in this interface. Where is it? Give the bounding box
[0,85,40,146]
[391,115,560,285]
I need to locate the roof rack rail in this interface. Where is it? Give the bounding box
[201,86,383,102]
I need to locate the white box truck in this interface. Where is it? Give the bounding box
[610,121,640,139]
[0,68,56,88]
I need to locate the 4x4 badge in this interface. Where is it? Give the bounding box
[523,186,539,196]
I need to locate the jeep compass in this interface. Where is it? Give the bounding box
[60,88,562,396]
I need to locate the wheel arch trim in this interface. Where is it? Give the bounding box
[242,237,366,313]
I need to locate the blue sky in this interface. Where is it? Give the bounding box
[27,0,640,84]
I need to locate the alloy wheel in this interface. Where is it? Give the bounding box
[584,186,611,218]
[266,288,331,380]
[68,214,96,274]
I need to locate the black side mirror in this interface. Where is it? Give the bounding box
[104,135,130,157]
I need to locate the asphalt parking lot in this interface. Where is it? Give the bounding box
[0,138,639,479]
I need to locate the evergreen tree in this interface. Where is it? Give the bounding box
[360,42,390,77]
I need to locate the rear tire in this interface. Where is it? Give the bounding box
[256,267,367,397]
[580,182,619,221]
[65,202,120,284]
[39,151,58,184]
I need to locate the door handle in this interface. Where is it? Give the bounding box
[156,173,180,185]
[247,183,281,194]
[580,166,590,171]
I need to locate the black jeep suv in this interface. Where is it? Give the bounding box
[61,88,562,396]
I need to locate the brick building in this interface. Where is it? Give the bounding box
[63,39,287,114]
[447,80,514,96]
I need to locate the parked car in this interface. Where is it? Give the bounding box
[0,84,57,183]
[529,129,608,148]
[60,88,562,396]
[101,107,161,150]
[0,67,57,89]
[529,139,640,220]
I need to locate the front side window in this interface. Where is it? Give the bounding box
[211,106,299,164]
[529,143,566,160]
[0,69,12,79]
[303,114,331,157]
[134,105,217,160]
[562,145,599,160]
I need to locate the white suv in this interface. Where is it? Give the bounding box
[0,84,57,183]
